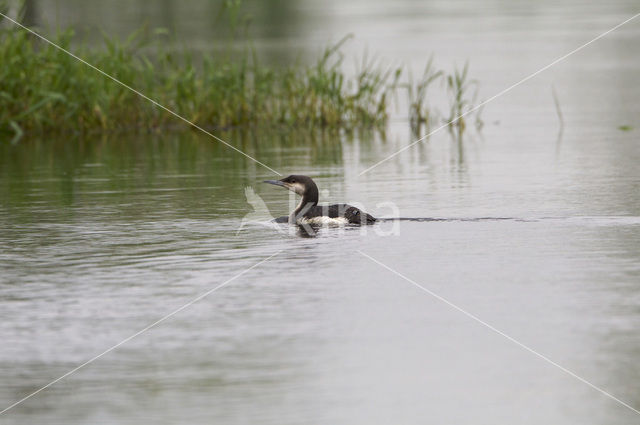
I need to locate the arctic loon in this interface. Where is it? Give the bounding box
[263,175,376,225]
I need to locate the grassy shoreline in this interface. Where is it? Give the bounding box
[0,26,398,136]
[0,23,481,139]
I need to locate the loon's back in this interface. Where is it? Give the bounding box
[275,204,376,225]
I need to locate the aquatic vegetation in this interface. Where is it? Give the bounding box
[445,62,483,133]
[552,85,564,147]
[0,17,482,140]
[0,25,399,137]
[406,57,443,135]
[405,59,484,138]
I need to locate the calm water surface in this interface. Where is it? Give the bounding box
[1,1,640,424]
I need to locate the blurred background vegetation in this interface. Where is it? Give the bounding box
[0,0,483,140]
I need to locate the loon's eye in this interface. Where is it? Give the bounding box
[291,179,296,183]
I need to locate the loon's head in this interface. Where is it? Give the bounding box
[263,175,319,204]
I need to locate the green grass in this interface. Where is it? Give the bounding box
[445,62,483,133]
[0,27,400,135]
[406,57,443,135]
[0,22,482,139]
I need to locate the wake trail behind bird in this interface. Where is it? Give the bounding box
[376,216,640,225]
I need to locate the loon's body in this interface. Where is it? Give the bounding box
[264,175,376,225]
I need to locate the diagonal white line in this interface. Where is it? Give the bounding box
[357,250,640,416]
[358,12,640,176]
[0,12,282,176]
[0,251,281,416]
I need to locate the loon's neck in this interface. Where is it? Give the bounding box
[289,190,319,224]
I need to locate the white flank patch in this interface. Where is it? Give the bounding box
[297,216,349,226]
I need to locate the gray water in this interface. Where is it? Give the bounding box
[1,1,640,424]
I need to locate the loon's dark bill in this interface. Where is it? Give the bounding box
[263,180,286,187]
